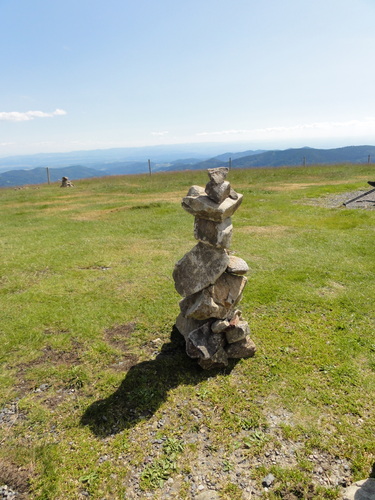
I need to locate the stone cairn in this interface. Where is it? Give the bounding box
[60,176,74,187]
[173,167,256,370]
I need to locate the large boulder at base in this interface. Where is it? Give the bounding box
[194,217,233,249]
[198,347,228,369]
[186,323,226,360]
[225,336,256,358]
[173,242,229,297]
[182,192,243,222]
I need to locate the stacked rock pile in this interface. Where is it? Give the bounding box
[60,176,74,187]
[173,167,256,369]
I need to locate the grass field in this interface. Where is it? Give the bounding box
[0,164,374,499]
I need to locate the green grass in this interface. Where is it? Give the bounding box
[0,165,374,498]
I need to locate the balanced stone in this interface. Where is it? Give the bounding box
[173,242,229,297]
[207,167,229,183]
[226,255,249,275]
[205,180,231,204]
[173,167,256,369]
[194,217,233,249]
[182,191,243,222]
[187,185,205,197]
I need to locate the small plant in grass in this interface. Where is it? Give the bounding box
[140,437,184,490]
[162,436,184,456]
[243,429,269,452]
[222,459,234,472]
[79,470,99,487]
[140,457,177,490]
[220,482,243,499]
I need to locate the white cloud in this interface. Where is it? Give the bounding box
[197,118,375,140]
[151,131,169,136]
[0,108,67,122]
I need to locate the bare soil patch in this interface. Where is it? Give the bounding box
[14,343,82,396]
[105,322,139,371]
[0,460,31,498]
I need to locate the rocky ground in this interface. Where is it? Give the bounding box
[302,188,375,210]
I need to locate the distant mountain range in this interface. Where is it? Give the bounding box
[0,144,374,188]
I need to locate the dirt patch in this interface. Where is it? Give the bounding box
[0,460,31,498]
[14,343,82,396]
[105,322,136,350]
[105,323,139,371]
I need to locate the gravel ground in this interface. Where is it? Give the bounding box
[302,189,375,209]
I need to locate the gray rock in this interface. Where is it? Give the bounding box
[198,347,228,369]
[186,323,226,362]
[228,309,243,324]
[194,217,233,249]
[229,187,239,200]
[211,319,230,334]
[187,185,205,197]
[225,321,250,343]
[173,242,229,297]
[227,255,249,275]
[210,272,247,310]
[262,473,275,487]
[182,192,243,222]
[343,478,375,500]
[175,313,208,340]
[180,273,247,320]
[180,288,228,320]
[207,167,229,183]
[205,180,231,204]
[225,335,256,358]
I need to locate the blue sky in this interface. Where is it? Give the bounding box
[1,0,375,157]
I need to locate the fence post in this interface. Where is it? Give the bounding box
[148,159,151,176]
[46,167,51,185]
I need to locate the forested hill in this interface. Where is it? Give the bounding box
[1,145,375,188]
[168,145,375,171]
[231,145,375,168]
